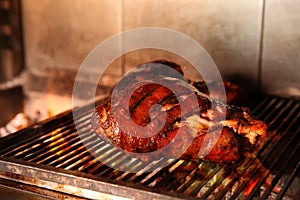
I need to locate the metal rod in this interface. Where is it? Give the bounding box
[276,160,300,200]
[247,124,300,199]
[228,98,300,199]
[261,142,300,199]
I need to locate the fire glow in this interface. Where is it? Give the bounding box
[0,92,72,137]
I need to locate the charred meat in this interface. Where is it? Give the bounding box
[191,80,249,106]
[91,61,267,163]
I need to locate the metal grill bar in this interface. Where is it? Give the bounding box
[224,98,300,199]
[0,96,299,199]
[261,142,300,199]
[276,160,300,199]
[202,98,296,199]
[247,129,300,199]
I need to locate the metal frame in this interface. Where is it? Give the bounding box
[0,157,185,200]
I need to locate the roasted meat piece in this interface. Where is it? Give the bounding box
[91,61,267,163]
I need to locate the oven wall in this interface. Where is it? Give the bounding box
[122,0,263,93]
[21,0,300,98]
[21,0,123,97]
[261,0,300,98]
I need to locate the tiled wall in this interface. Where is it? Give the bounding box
[21,0,300,98]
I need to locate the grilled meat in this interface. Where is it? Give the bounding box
[91,61,267,163]
[152,60,249,106]
[191,80,249,106]
[182,126,240,162]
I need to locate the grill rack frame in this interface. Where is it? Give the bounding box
[0,95,299,199]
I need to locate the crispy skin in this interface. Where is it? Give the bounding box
[153,60,248,105]
[91,94,265,162]
[93,78,210,154]
[91,61,267,163]
[182,126,240,162]
[191,81,249,106]
[153,60,184,75]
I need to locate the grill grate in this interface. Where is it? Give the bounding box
[0,96,299,199]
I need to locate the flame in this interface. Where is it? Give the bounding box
[242,157,282,197]
[44,94,72,117]
[25,92,72,122]
[244,174,260,196]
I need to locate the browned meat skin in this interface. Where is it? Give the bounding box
[111,60,184,98]
[91,94,264,162]
[191,80,249,106]
[91,98,189,154]
[131,85,173,126]
[91,88,266,162]
[182,126,240,162]
[100,78,209,154]
[152,60,248,106]
[223,106,267,145]
[91,61,267,163]
[152,60,184,75]
[128,84,161,111]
